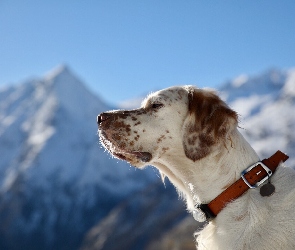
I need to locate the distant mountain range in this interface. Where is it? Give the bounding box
[0,65,157,250]
[221,68,295,167]
[0,65,294,250]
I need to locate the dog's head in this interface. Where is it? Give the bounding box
[97,86,238,168]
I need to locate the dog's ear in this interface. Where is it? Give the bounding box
[182,88,238,161]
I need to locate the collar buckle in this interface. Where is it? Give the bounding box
[241,161,272,189]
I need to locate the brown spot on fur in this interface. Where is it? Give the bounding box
[162,147,169,153]
[235,212,248,222]
[184,88,238,161]
[112,133,121,141]
[199,133,214,147]
[134,121,141,126]
[228,135,234,148]
[187,134,198,145]
[157,135,166,143]
[177,89,184,100]
[113,121,125,129]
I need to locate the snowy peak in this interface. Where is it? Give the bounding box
[0,65,110,188]
[220,68,295,167]
[282,68,295,98]
[43,65,108,118]
[220,69,287,102]
[44,64,86,94]
[0,64,154,190]
[44,64,73,81]
[0,64,106,141]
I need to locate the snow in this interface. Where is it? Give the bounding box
[230,94,272,119]
[0,65,156,193]
[232,74,249,88]
[220,68,286,102]
[225,69,295,167]
[283,68,295,97]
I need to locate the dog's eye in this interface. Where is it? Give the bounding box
[151,103,164,109]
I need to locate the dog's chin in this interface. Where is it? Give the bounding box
[99,134,152,166]
[112,150,152,167]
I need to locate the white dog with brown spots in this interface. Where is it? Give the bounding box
[97,86,295,250]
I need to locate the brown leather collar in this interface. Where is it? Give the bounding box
[193,150,289,222]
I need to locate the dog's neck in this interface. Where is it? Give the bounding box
[153,128,260,212]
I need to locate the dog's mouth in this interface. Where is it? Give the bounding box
[99,131,152,163]
[113,151,152,163]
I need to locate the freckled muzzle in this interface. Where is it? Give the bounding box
[97,111,152,164]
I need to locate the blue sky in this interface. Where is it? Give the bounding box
[1,1,295,105]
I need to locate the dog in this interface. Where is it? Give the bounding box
[97,86,295,250]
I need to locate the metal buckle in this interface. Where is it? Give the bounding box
[241,162,272,189]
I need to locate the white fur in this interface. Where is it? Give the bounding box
[98,86,295,250]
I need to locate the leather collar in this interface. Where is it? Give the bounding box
[193,150,289,222]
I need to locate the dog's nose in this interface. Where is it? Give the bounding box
[97,113,110,125]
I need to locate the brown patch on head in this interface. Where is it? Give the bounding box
[183,88,238,161]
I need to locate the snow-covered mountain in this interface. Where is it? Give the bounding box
[0,65,156,250]
[0,65,294,250]
[221,68,295,167]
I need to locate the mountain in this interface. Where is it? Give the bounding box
[80,181,189,250]
[0,65,157,250]
[221,68,295,167]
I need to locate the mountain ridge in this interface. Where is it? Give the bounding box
[0,65,157,250]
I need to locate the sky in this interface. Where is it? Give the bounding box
[0,1,295,105]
